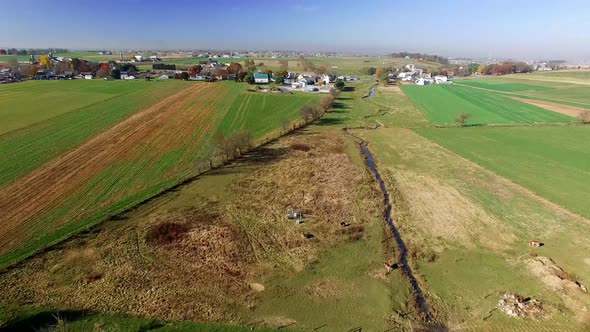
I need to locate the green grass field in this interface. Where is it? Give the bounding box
[0,52,105,63]
[359,128,590,330]
[401,84,575,126]
[219,92,317,137]
[0,80,190,187]
[454,79,555,92]
[0,81,318,268]
[0,80,187,135]
[3,68,590,331]
[416,126,590,219]
[507,70,590,85]
[455,77,590,107]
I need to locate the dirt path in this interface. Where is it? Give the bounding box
[510,97,587,118]
[0,84,208,255]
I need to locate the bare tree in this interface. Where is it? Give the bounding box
[213,134,233,162]
[194,144,215,172]
[300,105,315,123]
[329,88,341,98]
[230,130,254,155]
[281,119,291,134]
[19,64,33,77]
[311,104,324,120]
[454,112,472,127]
[578,110,590,124]
[320,95,335,112]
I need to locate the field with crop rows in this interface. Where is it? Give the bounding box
[0,80,317,268]
[219,92,317,137]
[507,70,590,85]
[0,80,190,187]
[456,75,590,108]
[401,84,575,126]
[453,79,555,92]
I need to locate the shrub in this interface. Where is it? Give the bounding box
[454,112,472,127]
[146,222,190,246]
[291,143,311,152]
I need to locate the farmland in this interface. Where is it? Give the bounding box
[0,80,190,187]
[416,126,590,219]
[401,84,576,126]
[0,127,412,330]
[325,76,590,329]
[356,127,590,330]
[456,77,590,108]
[0,80,318,268]
[2,69,590,331]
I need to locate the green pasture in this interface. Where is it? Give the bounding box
[416,126,590,219]
[506,70,590,84]
[456,77,590,107]
[359,127,590,330]
[0,52,104,63]
[401,84,575,126]
[0,80,190,187]
[454,79,555,92]
[0,80,181,135]
[317,80,430,128]
[219,91,318,137]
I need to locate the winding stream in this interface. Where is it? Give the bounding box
[359,142,432,321]
[362,86,376,99]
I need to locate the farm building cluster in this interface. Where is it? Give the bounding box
[394,64,451,86]
[2,48,353,91]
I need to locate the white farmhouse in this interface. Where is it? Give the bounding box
[434,75,448,84]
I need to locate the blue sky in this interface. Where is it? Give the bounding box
[1,0,589,60]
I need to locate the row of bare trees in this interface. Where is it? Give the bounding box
[194,130,254,172]
[300,89,340,124]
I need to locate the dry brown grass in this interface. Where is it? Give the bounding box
[510,97,589,118]
[145,222,190,246]
[0,207,253,322]
[290,142,312,152]
[225,131,379,270]
[0,129,380,324]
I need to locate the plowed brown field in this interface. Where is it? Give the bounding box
[511,97,587,118]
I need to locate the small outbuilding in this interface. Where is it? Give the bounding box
[254,72,269,84]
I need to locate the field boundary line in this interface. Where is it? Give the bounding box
[454,82,590,109]
[412,128,590,224]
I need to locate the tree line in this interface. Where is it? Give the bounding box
[153,63,177,70]
[1,48,69,56]
[476,62,533,76]
[390,52,449,65]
